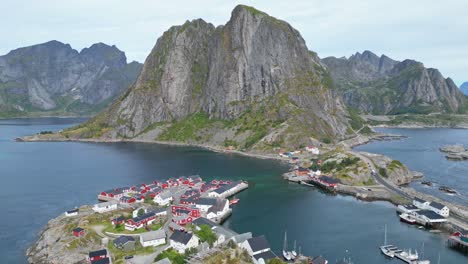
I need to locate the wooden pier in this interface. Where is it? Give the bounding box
[448,235,468,253]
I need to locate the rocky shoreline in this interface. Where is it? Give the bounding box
[439,144,468,160]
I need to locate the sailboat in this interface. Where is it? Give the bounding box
[416,243,431,264]
[283,231,292,260]
[380,225,395,258]
[291,240,297,257]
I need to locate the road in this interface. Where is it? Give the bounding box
[350,151,468,229]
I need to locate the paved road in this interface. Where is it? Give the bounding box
[350,151,468,229]
[349,151,410,199]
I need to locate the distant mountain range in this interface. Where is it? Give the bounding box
[460,82,468,95]
[323,51,467,115]
[0,40,142,118]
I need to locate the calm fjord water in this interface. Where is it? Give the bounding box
[355,128,468,206]
[0,119,465,263]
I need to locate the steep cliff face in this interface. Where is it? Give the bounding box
[0,41,142,117]
[460,82,468,95]
[323,51,466,114]
[72,5,351,150]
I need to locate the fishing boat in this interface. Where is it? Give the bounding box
[400,213,417,225]
[380,225,395,258]
[229,198,240,205]
[291,240,297,257]
[283,231,292,261]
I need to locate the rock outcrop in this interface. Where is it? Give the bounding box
[0,41,142,117]
[440,144,468,160]
[322,51,467,115]
[66,5,352,149]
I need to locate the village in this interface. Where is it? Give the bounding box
[63,175,332,264]
[279,145,468,257]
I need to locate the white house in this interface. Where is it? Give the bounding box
[140,230,166,247]
[427,201,450,217]
[132,207,148,218]
[413,198,430,209]
[154,191,173,206]
[92,200,118,213]
[206,199,229,221]
[169,230,199,254]
[305,146,320,155]
[240,235,271,256]
[194,198,217,213]
[65,208,79,217]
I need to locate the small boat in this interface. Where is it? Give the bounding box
[229,198,240,205]
[283,231,292,261]
[439,186,457,194]
[380,225,394,258]
[421,181,432,186]
[400,213,417,225]
[396,248,419,263]
[291,240,297,257]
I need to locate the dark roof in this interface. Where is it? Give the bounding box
[67,208,79,213]
[418,210,445,220]
[89,249,107,258]
[154,207,167,214]
[213,182,240,194]
[132,211,156,223]
[429,201,446,210]
[320,176,340,184]
[91,258,110,264]
[253,250,277,261]
[196,197,217,206]
[73,227,84,233]
[208,199,227,214]
[414,197,426,203]
[112,216,125,222]
[311,256,327,264]
[403,204,419,210]
[169,230,193,245]
[297,167,309,172]
[113,235,135,246]
[175,208,191,215]
[247,235,270,252]
[192,217,217,228]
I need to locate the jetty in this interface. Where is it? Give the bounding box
[448,231,468,253]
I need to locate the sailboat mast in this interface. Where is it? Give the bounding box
[384,224,387,245]
[283,231,288,251]
[294,240,296,251]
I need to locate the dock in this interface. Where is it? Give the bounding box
[448,234,468,253]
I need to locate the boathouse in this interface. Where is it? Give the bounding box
[427,201,450,217]
[295,167,310,176]
[207,199,229,220]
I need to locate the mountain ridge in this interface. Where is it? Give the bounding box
[62,5,355,150]
[460,82,468,95]
[322,51,466,115]
[0,40,142,117]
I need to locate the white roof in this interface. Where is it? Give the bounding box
[94,200,118,208]
[140,230,166,242]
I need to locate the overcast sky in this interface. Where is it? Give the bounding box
[1,0,467,85]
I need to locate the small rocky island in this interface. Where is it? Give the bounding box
[439,145,468,160]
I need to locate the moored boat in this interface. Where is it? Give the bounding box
[400,213,417,225]
[380,225,395,258]
[229,198,240,205]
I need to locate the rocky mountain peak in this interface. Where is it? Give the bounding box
[460,82,468,95]
[73,5,350,148]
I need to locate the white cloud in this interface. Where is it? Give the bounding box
[1,0,467,84]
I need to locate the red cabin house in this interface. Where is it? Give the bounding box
[295,167,310,176]
[171,205,201,218]
[161,183,169,189]
[72,227,85,237]
[88,249,108,262]
[172,214,194,226]
[111,216,125,226]
[120,196,136,204]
